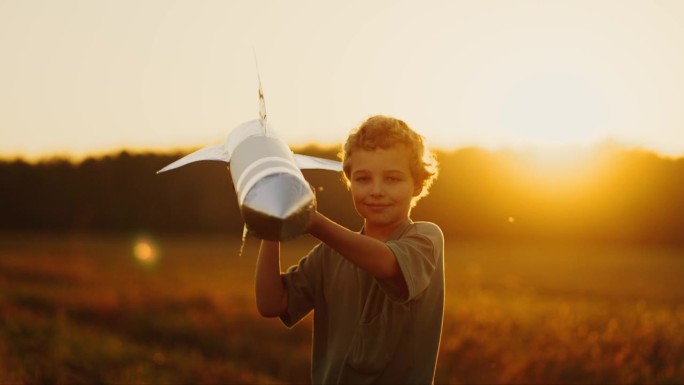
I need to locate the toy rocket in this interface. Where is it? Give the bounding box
[157,76,341,241]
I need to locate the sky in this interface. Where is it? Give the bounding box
[1,0,684,160]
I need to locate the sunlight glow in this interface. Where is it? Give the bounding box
[500,144,614,198]
[523,146,596,176]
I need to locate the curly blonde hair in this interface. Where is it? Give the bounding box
[340,115,438,206]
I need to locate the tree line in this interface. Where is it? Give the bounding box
[1,145,683,243]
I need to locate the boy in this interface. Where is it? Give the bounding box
[255,115,444,384]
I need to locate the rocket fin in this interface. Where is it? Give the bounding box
[293,154,343,172]
[157,144,230,174]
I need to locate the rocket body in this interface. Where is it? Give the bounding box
[229,127,314,240]
[158,120,340,241]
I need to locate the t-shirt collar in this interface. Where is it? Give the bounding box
[359,218,414,241]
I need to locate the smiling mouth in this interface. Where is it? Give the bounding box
[365,203,391,210]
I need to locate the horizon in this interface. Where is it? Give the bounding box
[2,138,682,166]
[4,135,684,164]
[3,128,684,164]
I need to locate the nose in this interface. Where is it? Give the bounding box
[370,180,384,197]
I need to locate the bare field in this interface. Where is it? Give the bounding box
[0,233,682,384]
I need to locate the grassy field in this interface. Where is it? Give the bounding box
[0,232,683,384]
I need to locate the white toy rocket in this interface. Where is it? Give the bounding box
[158,75,341,241]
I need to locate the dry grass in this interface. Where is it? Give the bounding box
[0,233,682,384]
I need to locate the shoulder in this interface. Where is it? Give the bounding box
[405,221,444,246]
[388,221,444,261]
[411,221,443,237]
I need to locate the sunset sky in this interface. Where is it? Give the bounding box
[1,0,683,160]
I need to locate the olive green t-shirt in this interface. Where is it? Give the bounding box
[280,220,445,384]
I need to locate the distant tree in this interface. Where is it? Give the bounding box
[1,146,683,244]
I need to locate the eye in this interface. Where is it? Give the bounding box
[354,175,370,183]
[385,175,402,182]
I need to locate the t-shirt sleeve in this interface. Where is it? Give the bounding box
[383,223,443,302]
[279,243,324,328]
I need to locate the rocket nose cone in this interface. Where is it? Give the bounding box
[241,173,315,241]
[243,173,313,219]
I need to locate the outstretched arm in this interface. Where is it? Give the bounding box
[255,240,288,317]
[308,212,407,295]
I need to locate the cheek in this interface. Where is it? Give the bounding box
[350,184,364,202]
[391,182,415,198]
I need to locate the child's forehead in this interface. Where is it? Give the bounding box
[349,145,412,171]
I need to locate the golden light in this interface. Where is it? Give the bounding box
[504,145,612,201]
[133,236,159,265]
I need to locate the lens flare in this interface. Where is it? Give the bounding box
[133,236,159,265]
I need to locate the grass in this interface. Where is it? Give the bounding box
[0,233,682,384]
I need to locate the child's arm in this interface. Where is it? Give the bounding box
[308,212,407,293]
[255,240,288,317]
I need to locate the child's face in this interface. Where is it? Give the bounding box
[348,144,419,232]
